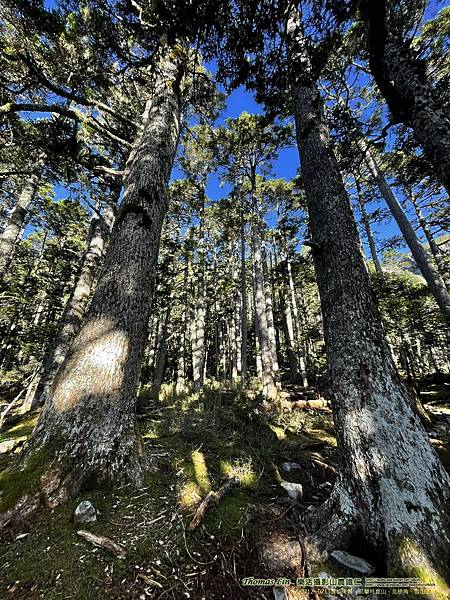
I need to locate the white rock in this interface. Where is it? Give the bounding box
[281,462,301,473]
[273,588,289,600]
[330,550,374,575]
[74,500,97,524]
[280,480,303,500]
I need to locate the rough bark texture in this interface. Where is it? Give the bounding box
[29,202,116,410]
[362,0,450,196]
[361,140,450,320]
[16,51,184,502]
[288,12,450,585]
[0,157,44,276]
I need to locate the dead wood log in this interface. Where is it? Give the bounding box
[187,477,238,531]
[77,530,126,558]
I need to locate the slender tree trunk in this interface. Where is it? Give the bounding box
[288,12,450,584]
[251,213,279,400]
[153,306,171,395]
[287,259,308,387]
[0,156,45,276]
[360,140,450,320]
[355,178,383,276]
[29,202,116,410]
[407,189,449,289]
[262,245,280,377]
[192,203,206,390]
[362,0,450,195]
[16,51,184,503]
[240,215,248,385]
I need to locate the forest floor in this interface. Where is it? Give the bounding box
[0,377,449,600]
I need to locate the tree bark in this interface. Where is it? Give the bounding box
[0,156,45,276]
[287,259,308,387]
[16,51,184,502]
[29,201,116,410]
[407,189,449,289]
[354,178,383,276]
[240,213,248,385]
[251,212,279,400]
[360,140,450,320]
[362,0,450,196]
[153,305,171,395]
[287,12,450,584]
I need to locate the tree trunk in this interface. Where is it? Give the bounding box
[354,178,383,276]
[15,51,184,504]
[287,259,308,387]
[262,245,280,377]
[153,306,171,395]
[360,140,450,320]
[287,12,450,584]
[362,0,450,195]
[407,189,449,289]
[240,214,248,385]
[0,156,44,276]
[251,214,279,400]
[29,202,116,410]
[191,205,206,390]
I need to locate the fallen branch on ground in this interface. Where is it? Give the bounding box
[77,530,126,558]
[188,477,238,531]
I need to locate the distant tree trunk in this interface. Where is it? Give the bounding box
[262,245,280,377]
[251,210,279,400]
[176,260,189,393]
[360,140,450,320]
[406,188,449,289]
[361,0,450,195]
[29,201,116,410]
[287,259,308,387]
[15,51,184,504]
[240,214,248,385]
[287,11,450,583]
[192,202,206,390]
[0,156,45,276]
[153,306,171,395]
[354,178,383,276]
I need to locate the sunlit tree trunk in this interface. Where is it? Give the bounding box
[0,155,45,276]
[354,178,383,276]
[286,259,308,387]
[16,51,184,504]
[360,140,450,320]
[406,188,449,289]
[251,210,279,400]
[29,201,116,410]
[287,11,450,583]
[240,213,248,385]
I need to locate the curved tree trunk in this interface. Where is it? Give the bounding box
[362,0,450,196]
[28,201,116,410]
[360,140,450,321]
[9,52,184,509]
[287,12,450,586]
[0,155,45,276]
